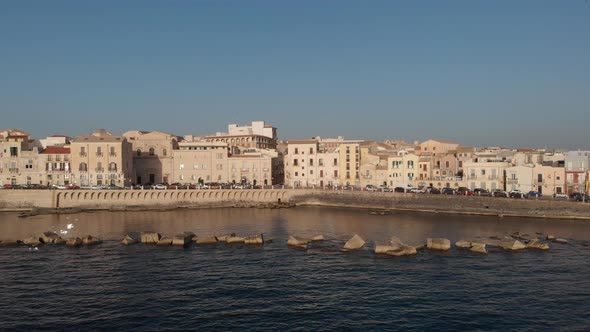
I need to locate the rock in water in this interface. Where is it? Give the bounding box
[39,232,61,244]
[157,237,172,245]
[343,234,365,250]
[23,236,42,246]
[141,232,162,244]
[172,234,192,246]
[53,238,67,245]
[66,237,82,247]
[386,245,417,257]
[82,235,102,245]
[287,236,309,249]
[226,236,245,244]
[455,240,472,248]
[553,238,569,244]
[526,239,550,250]
[374,244,397,254]
[470,243,487,254]
[501,240,526,250]
[121,235,137,245]
[427,238,451,251]
[546,235,556,241]
[244,234,264,245]
[311,235,325,242]
[196,236,218,244]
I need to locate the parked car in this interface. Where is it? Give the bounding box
[409,187,426,193]
[441,187,455,195]
[365,185,379,192]
[168,182,184,189]
[509,190,528,199]
[3,184,14,189]
[151,183,168,190]
[569,192,588,202]
[493,190,509,198]
[429,187,441,194]
[457,187,475,196]
[67,184,80,190]
[474,188,492,197]
[554,192,568,199]
[528,191,542,198]
[378,185,391,192]
[394,187,406,193]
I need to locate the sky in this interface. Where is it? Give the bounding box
[1,1,589,149]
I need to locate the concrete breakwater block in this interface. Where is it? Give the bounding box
[287,236,310,249]
[553,238,569,244]
[226,236,245,244]
[157,237,173,246]
[374,244,397,254]
[66,237,83,247]
[82,235,102,245]
[500,240,526,250]
[244,234,264,245]
[172,234,192,246]
[455,240,472,248]
[470,243,487,254]
[343,234,365,250]
[311,235,325,241]
[39,232,62,244]
[386,245,417,257]
[141,232,162,244]
[427,238,451,251]
[526,238,550,250]
[121,235,137,245]
[23,236,42,246]
[196,236,218,244]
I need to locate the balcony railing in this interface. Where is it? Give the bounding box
[506,178,518,184]
[9,168,18,173]
[110,153,117,157]
[79,153,87,157]
[95,167,104,172]
[96,153,103,157]
[488,175,498,180]
[108,168,117,172]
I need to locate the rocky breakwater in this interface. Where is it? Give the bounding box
[374,237,419,257]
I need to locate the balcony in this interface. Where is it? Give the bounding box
[96,153,103,157]
[79,153,87,157]
[9,168,18,173]
[506,178,518,184]
[95,167,104,172]
[488,175,498,180]
[110,153,117,157]
[108,168,117,172]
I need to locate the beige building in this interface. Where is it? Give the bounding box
[123,130,178,185]
[464,159,510,191]
[339,143,361,186]
[40,146,72,186]
[0,129,43,186]
[388,153,420,188]
[416,139,460,156]
[70,130,133,187]
[206,121,278,150]
[284,139,343,188]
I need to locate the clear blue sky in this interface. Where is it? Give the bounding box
[1,1,589,149]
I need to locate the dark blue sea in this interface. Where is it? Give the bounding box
[1,207,590,331]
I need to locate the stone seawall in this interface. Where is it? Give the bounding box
[289,190,590,220]
[1,189,590,219]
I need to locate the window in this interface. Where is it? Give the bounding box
[216,164,223,170]
[96,162,103,172]
[310,170,313,175]
[319,159,324,166]
[10,147,18,157]
[407,161,414,169]
[110,147,116,156]
[80,147,86,156]
[149,148,155,156]
[162,149,167,157]
[293,159,299,166]
[320,170,324,178]
[334,170,338,177]
[216,153,223,159]
[346,171,350,179]
[96,147,102,156]
[180,164,184,170]
[538,174,543,182]
[333,158,338,166]
[445,161,450,168]
[309,159,314,166]
[295,172,298,176]
[79,162,87,172]
[294,148,299,154]
[309,147,314,154]
[109,162,117,172]
[458,161,463,168]
[137,149,141,156]
[481,169,486,176]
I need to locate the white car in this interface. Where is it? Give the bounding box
[365,185,379,192]
[554,193,568,199]
[409,187,426,193]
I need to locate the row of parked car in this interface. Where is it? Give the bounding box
[363,184,587,201]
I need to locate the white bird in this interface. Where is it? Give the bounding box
[67,223,74,230]
[60,230,68,235]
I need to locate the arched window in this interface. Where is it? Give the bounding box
[149,148,155,156]
[79,162,87,172]
[162,149,167,157]
[136,149,141,156]
[109,162,117,172]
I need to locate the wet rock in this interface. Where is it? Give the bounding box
[489,236,502,240]
[343,234,365,250]
[244,234,264,245]
[546,235,556,241]
[39,232,61,244]
[501,240,526,250]
[386,245,417,257]
[311,235,325,242]
[470,243,487,254]
[374,244,397,254]
[82,235,102,245]
[23,236,42,246]
[53,237,67,245]
[553,238,569,244]
[287,236,309,249]
[141,232,162,244]
[526,239,550,250]
[0,239,20,247]
[66,237,83,247]
[196,236,218,244]
[121,235,137,245]
[216,235,229,242]
[226,236,245,244]
[157,237,172,245]
[427,238,451,251]
[455,240,472,248]
[172,234,192,246]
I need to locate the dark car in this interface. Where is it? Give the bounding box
[528,191,542,198]
[457,187,475,196]
[429,187,441,194]
[441,187,455,195]
[509,190,528,199]
[569,192,588,202]
[394,187,406,193]
[168,182,184,189]
[493,190,509,198]
[474,188,492,197]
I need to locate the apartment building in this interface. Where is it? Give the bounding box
[123,130,178,185]
[40,146,71,186]
[565,151,590,194]
[70,130,133,187]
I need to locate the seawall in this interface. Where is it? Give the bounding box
[1,189,590,219]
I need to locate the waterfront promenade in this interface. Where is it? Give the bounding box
[2,188,590,220]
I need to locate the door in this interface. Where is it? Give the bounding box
[149,174,155,184]
[137,176,142,185]
[538,186,542,194]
